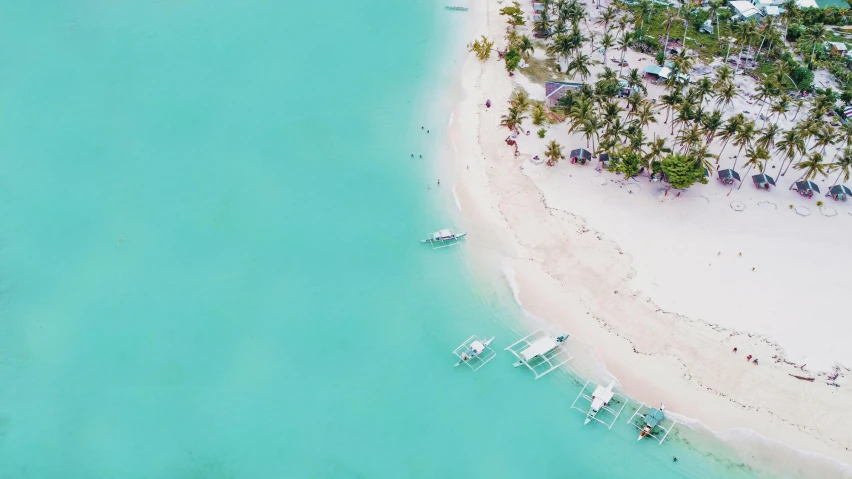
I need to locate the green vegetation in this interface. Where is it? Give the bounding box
[661,153,708,189]
[468,36,495,61]
[499,1,525,28]
[538,128,547,138]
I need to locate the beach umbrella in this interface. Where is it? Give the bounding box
[718,169,741,182]
[752,173,776,187]
[830,184,852,196]
[570,148,592,160]
[795,180,820,193]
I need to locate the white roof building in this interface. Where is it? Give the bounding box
[730,0,762,19]
[764,5,780,15]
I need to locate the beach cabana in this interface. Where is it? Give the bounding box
[718,169,741,185]
[570,148,592,165]
[794,180,820,198]
[827,42,848,56]
[752,173,776,190]
[829,184,852,201]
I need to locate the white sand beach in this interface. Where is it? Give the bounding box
[448,0,852,473]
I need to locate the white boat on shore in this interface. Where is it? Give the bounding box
[420,229,466,249]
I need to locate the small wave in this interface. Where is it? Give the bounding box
[452,184,462,213]
[500,260,522,307]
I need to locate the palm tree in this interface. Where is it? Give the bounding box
[791,98,806,120]
[701,110,724,144]
[707,0,724,41]
[692,77,715,108]
[770,94,791,124]
[633,101,657,133]
[534,9,552,38]
[516,35,535,61]
[544,140,564,166]
[775,127,805,177]
[670,49,695,79]
[731,119,758,170]
[753,81,778,119]
[830,147,852,187]
[660,9,683,61]
[671,101,694,137]
[790,152,829,189]
[627,90,645,113]
[755,123,780,152]
[645,136,671,173]
[547,35,574,70]
[500,105,527,131]
[531,103,548,126]
[714,65,734,88]
[690,143,717,177]
[626,68,645,95]
[616,32,635,76]
[732,20,759,76]
[715,81,737,109]
[800,24,828,65]
[677,123,703,153]
[780,0,799,37]
[659,88,683,123]
[717,114,744,162]
[600,33,615,65]
[597,6,617,30]
[636,0,653,30]
[510,89,531,113]
[578,115,604,153]
[601,100,623,126]
[739,146,770,189]
[566,54,593,81]
[810,123,836,154]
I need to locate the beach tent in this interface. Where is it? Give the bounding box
[829,184,852,201]
[752,173,776,190]
[599,153,610,165]
[569,148,592,165]
[795,180,820,198]
[718,169,741,185]
[844,105,852,119]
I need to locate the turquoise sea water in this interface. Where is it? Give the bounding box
[0,2,782,478]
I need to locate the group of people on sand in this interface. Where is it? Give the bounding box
[732,347,759,365]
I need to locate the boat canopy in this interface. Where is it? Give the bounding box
[520,337,557,360]
[645,407,665,428]
[437,229,453,238]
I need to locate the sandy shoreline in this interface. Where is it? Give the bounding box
[446,0,852,474]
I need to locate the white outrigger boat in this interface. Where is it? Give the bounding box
[570,379,627,429]
[452,336,496,371]
[420,229,467,249]
[504,330,572,379]
[627,402,677,445]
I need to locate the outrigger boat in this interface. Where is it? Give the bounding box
[452,335,497,371]
[505,330,572,379]
[628,402,677,445]
[570,379,627,429]
[454,337,494,366]
[445,5,469,10]
[420,229,467,249]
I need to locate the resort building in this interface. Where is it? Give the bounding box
[827,42,848,56]
[545,81,583,107]
[729,1,762,20]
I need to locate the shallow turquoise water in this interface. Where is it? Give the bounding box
[0,1,772,478]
